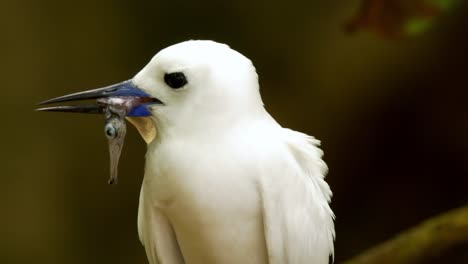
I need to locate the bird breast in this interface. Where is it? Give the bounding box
[141,132,272,263]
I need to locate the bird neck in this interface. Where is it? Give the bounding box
[151,105,272,144]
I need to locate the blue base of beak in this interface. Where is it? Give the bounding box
[127,105,153,117]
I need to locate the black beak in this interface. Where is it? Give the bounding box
[37,80,161,116]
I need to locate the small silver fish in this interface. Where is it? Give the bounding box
[103,105,127,184]
[98,96,156,184]
[98,98,135,185]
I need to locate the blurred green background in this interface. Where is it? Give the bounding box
[1,0,467,263]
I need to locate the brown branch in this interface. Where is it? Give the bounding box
[343,205,468,264]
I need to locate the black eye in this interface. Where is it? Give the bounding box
[105,123,117,139]
[164,72,187,89]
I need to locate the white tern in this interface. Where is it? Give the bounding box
[38,40,335,264]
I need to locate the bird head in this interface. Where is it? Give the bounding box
[38,40,264,142]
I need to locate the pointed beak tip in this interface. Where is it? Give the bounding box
[37,99,51,106]
[35,106,52,112]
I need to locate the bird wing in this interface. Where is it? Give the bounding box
[138,184,184,264]
[260,128,335,264]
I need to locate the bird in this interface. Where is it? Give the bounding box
[37,40,335,264]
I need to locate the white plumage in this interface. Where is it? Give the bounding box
[132,40,335,264]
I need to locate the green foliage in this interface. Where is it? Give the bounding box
[430,0,460,10]
[405,19,433,35]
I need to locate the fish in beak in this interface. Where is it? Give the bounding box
[37,80,161,184]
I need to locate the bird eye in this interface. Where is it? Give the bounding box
[105,123,117,139]
[164,72,187,89]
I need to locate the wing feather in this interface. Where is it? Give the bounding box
[260,128,335,264]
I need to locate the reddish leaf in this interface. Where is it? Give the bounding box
[345,0,442,38]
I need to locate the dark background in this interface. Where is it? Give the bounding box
[1,1,467,263]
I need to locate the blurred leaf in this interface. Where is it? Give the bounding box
[345,0,460,38]
[431,0,460,10]
[404,18,433,35]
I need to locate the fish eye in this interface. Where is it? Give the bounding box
[164,72,187,89]
[105,123,117,139]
